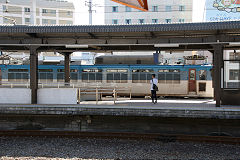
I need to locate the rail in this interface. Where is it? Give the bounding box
[0,130,240,145]
[0,81,132,104]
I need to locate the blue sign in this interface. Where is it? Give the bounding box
[206,0,240,21]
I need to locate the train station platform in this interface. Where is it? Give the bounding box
[0,99,240,119]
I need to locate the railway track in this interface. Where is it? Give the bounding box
[0,130,240,145]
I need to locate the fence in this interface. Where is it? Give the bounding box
[0,82,132,104]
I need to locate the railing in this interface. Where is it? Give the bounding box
[0,81,132,104]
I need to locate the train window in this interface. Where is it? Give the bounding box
[132,69,154,83]
[166,73,173,84]
[8,69,29,82]
[158,73,166,83]
[71,73,78,82]
[121,73,128,83]
[39,69,53,83]
[158,69,180,84]
[132,74,138,83]
[173,74,180,83]
[57,69,79,82]
[8,69,28,72]
[199,70,207,80]
[199,83,206,92]
[82,69,102,83]
[107,74,113,83]
[39,69,53,72]
[8,73,15,81]
[89,73,95,81]
[96,73,103,82]
[82,73,88,82]
[107,69,128,83]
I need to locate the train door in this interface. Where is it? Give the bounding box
[188,69,196,93]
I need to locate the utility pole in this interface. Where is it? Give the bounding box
[85,0,95,25]
[31,0,36,25]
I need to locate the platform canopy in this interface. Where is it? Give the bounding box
[111,0,148,11]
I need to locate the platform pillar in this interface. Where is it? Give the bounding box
[64,53,71,85]
[213,45,223,107]
[30,47,38,104]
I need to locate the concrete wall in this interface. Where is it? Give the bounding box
[0,88,31,104]
[38,88,78,104]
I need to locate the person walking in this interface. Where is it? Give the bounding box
[150,74,158,104]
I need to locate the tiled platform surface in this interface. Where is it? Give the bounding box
[0,99,240,119]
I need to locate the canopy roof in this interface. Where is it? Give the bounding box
[111,0,148,11]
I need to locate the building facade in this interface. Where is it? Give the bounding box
[0,0,74,25]
[104,0,193,24]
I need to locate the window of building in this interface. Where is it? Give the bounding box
[165,19,171,23]
[139,19,144,24]
[132,69,154,83]
[50,10,56,15]
[199,70,207,80]
[67,11,72,16]
[82,69,102,83]
[112,6,118,12]
[229,69,240,80]
[179,5,185,11]
[3,5,7,12]
[125,6,131,12]
[42,9,47,13]
[158,69,180,84]
[152,6,158,12]
[165,6,172,12]
[107,69,128,83]
[8,69,29,82]
[24,7,30,13]
[112,19,118,24]
[229,52,240,60]
[125,19,131,24]
[65,20,73,24]
[25,18,30,23]
[179,19,184,23]
[42,19,48,24]
[50,20,56,24]
[152,19,158,23]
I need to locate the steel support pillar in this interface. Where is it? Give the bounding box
[213,45,223,107]
[64,53,71,85]
[30,47,38,104]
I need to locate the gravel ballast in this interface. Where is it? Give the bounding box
[0,137,239,160]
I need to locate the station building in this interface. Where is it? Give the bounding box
[0,0,74,25]
[104,0,193,24]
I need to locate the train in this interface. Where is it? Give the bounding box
[0,64,213,98]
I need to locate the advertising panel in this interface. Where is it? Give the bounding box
[206,0,240,21]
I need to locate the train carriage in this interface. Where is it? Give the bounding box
[0,64,213,98]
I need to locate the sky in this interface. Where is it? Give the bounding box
[68,0,105,25]
[68,0,206,25]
